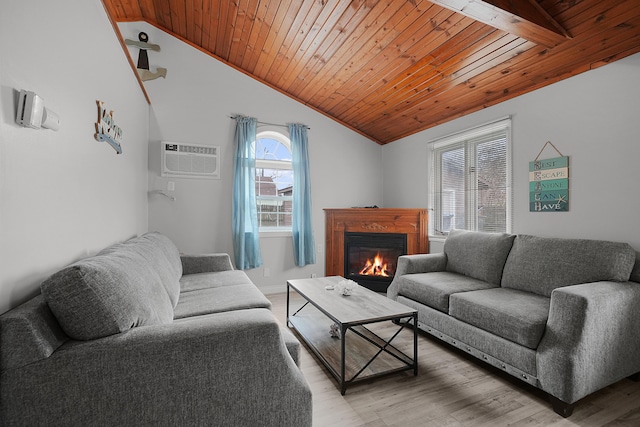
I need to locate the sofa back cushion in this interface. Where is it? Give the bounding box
[98,232,182,307]
[444,229,516,286]
[41,233,178,340]
[502,234,636,297]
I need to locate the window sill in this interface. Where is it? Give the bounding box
[429,235,447,243]
[259,230,292,238]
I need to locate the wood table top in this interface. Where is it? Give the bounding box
[287,276,416,325]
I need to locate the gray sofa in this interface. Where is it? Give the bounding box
[0,232,312,426]
[387,229,640,417]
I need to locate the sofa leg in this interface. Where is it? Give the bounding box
[549,396,574,418]
[628,372,640,382]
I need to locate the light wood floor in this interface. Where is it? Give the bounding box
[267,292,640,427]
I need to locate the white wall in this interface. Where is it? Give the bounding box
[0,1,150,314]
[383,53,640,252]
[119,22,383,294]
[2,8,634,313]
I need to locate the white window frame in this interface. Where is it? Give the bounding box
[255,130,293,234]
[428,117,512,236]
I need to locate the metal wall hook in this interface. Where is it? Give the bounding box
[148,190,176,201]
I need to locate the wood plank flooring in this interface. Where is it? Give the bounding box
[267,292,640,427]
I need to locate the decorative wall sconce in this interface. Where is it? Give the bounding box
[125,32,167,81]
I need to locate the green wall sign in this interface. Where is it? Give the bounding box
[529,156,569,212]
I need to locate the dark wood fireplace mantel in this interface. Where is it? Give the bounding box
[324,208,428,279]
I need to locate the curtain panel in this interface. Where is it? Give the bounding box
[289,123,316,267]
[232,116,263,269]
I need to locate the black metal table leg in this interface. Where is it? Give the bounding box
[413,312,418,376]
[286,284,290,327]
[340,323,347,395]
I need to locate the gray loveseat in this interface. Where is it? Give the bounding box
[0,232,312,426]
[387,229,640,417]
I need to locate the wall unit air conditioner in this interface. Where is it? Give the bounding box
[161,142,220,179]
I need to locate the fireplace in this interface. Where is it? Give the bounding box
[344,232,407,292]
[325,208,428,293]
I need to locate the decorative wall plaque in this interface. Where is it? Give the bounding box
[125,32,167,81]
[95,100,123,154]
[529,142,569,212]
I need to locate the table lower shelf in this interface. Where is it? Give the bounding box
[288,309,415,392]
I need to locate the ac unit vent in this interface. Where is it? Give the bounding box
[161,142,220,179]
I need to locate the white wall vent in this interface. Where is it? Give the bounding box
[161,142,220,179]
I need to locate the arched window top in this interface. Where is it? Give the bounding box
[256,131,291,161]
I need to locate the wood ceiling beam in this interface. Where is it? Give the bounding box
[428,0,570,48]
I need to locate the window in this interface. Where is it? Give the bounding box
[431,118,512,235]
[255,131,293,231]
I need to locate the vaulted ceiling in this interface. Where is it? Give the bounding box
[102,1,640,144]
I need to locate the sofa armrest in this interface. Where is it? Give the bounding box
[537,281,640,404]
[387,253,447,299]
[1,308,312,426]
[395,252,447,276]
[180,253,234,275]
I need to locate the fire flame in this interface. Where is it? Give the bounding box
[358,252,392,277]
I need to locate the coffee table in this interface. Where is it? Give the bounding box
[287,276,417,394]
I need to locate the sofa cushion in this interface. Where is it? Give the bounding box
[41,238,175,341]
[180,270,254,293]
[394,272,498,313]
[449,288,550,349]
[444,229,515,286]
[173,284,271,319]
[181,253,233,275]
[99,232,182,307]
[501,234,637,297]
[397,295,538,376]
[280,325,302,366]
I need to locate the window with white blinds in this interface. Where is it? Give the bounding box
[431,117,512,235]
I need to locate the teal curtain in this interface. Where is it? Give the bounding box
[289,123,316,266]
[232,116,262,269]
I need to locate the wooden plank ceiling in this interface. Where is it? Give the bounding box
[102,0,640,144]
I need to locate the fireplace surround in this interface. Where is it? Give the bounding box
[325,208,428,292]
